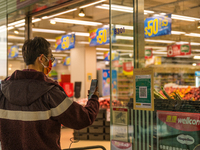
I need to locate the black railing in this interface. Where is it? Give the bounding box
[63,145,106,150]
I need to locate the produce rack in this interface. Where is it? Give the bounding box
[73,109,110,141]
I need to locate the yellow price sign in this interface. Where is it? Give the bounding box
[97,28,108,44]
[62,36,69,49]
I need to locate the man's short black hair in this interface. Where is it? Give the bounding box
[22,37,51,65]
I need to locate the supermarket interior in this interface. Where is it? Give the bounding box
[1,0,200,149]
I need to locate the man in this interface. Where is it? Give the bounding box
[0,37,99,150]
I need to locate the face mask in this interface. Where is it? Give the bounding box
[40,55,52,75]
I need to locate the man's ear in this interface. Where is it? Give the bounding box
[39,54,43,63]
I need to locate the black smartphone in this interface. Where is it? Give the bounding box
[88,79,98,99]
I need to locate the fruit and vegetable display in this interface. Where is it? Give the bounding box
[77,97,122,108]
[154,86,200,101]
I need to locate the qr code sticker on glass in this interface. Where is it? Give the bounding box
[139,86,147,98]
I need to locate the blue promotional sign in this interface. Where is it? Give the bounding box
[195,71,200,76]
[8,46,19,58]
[55,34,75,51]
[52,59,57,67]
[144,14,172,38]
[104,51,119,61]
[89,27,116,46]
[63,57,70,66]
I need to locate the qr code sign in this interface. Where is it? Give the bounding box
[139,87,147,98]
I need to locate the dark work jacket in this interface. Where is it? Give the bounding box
[0,69,99,150]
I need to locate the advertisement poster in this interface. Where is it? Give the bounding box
[89,27,116,46]
[145,49,153,59]
[52,59,57,67]
[111,140,132,150]
[144,14,172,38]
[112,108,128,125]
[55,34,75,51]
[167,44,191,57]
[8,46,19,58]
[157,110,200,150]
[63,57,70,66]
[104,51,119,61]
[102,69,117,97]
[133,68,154,111]
[63,83,74,97]
[112,125,128,142]
[123,62,133,76]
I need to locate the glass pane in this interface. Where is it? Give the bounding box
[0,0,8,82]
[110,0,134,147]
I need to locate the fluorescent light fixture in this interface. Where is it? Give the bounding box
[112,44,133,47]
[51,18,102,26]
[96,52,104,55]
[193,63,197,66]
[8,19,25,26]
[192,49,200,52]
[80,0,106,8]
[172,14,200,22]
[33,28,66,34]
[145,39,175,43]
[73,32,89,36]
[17,43,24,46]
[14,30,19,34]
[119,53,131,56]
[52,50,56,52]
[32,18,41,23]
[42,8,77,19]
[8,36,25,40]
[96,4,133,13]
[15,23,25,27]
[116,49,132,52]
[154,49,167,52]
[105,61,109,65]
[185,33,200,37]
[171,31,186,35]
[160,13,166,15]
[78,41,89,44]
[153,51,167,54]
[8,26,14,30]
[46,39,56,42]
[145,46,166,49]
[115,24,133,30]
[53,54,68,57]
[153,14,160,17]
[194,56,200,59]
[96,48,109,51]
[8,42,13,45]
[191,42,200,46]
[176,41,189,44]
[97,56,104,59]
[116,35,133,40]
[144,10,154,14]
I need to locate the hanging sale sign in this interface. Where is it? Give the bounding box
[167,44,191,57]
[157,110,200,150]
[144,14,172,38]
[104,51,119,61]
[123,62,133,76]
[63,57,70,66]
[89,27,116,46]
[145,49,153,59]
[8,46,19,58]
[55,34,75,51]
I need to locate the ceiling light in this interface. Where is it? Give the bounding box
[116,49,132,52]
[171,31,186,35]
[112,44,133,47]
[176,41,189,44]
[97,56,104,59]
[17,43,24,46]
[193,63,197,66]
[145,46,166,49]
[8,26,14,30]
[192,49,200,52]
[160,13,166,15]
[191,42,200,46]
[96,4,133,13]
[96,52,104,55]
[50,20,56,24]
[51,18,102,26]
[73,32,89,36]
[8,19,25,26]
[78,9,85,17]
[129,53,133,57]
[96,48,109,51]
[15,23,25,27]
[115,24,133,30]
[14,30,19,34]
[105,61,109,65]
[8,36,25,40]
[145,39,175,43]
[8,42,13,45]
[153,51,167,54]
[194,56,200,59]
[171,14,200,22]
[80,0,106,8]
[144,10,154,14]
[116,36,133,40]
[78,41,89,44]
[33,28,66,34]
[32,18,41,23]
[185,33,200,37]
[46,39,56,42]
[42,8,77,19]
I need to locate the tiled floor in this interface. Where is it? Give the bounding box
[60,128,110,150]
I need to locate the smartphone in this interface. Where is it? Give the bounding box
[88,79,98,99]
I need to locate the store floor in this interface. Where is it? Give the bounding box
[61,127,110,150]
